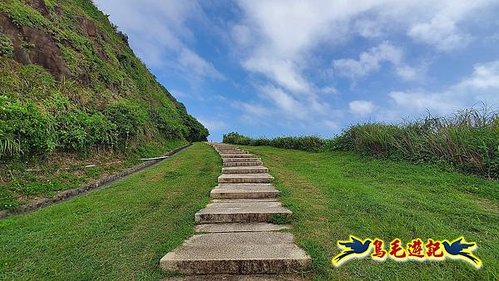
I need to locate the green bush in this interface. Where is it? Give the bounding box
[223,133,328,152]
[104,101,146,143]
[333,109,499,178]
[181,113,209,142]
[0,0,209,163]
[0,33,14,58]
[223,109,499,178]
[0,97,56,158]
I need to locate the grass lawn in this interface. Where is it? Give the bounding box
[241,145,499,281]
[0,143,220,280]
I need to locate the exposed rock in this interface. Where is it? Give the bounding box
[21,26,72,79]
[0,14,71,79]
[78,16,108,61]
[29,0,50,16]
[79,16,97,38]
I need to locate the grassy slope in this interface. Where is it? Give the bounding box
[242,146,499,281]
[0,0,208,210]
[0,143,220,280]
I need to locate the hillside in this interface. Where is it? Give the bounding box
[0,0,208,209]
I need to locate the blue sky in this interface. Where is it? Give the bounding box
[94,0,499,141]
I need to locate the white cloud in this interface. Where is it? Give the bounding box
[178,48,224,80]
[455,60,499,90]
[394,65,425,81]
[386,59,499,118]
[199,119,227,131]
[349,100,376,116]
[408,16,470,51]
[334,42,426,81]
[259,85,307,119]
[94,0,222,81]
[333,42,403,79]
[244,57,311,93]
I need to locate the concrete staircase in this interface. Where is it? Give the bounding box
[160,143,310,277]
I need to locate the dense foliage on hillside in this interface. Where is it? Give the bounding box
[0,0,208,160]
[224,109,499,179]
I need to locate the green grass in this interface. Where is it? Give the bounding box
[0,143,220,280]
[241,145,499,281]
[0,139,188,210]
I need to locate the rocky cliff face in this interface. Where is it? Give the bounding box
[0,11,71,79]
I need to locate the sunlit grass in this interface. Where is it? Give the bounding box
[243,145,499,281]
[0,143,220,280]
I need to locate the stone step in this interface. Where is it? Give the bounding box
[216,149,248,153]
[195,223,291,233]
[220,154,255,158]
[211,198,279,203]
[222,166,269,174]
[223,158,261,162]
[160,232,310,274]
[223,161,263,167]
[218,174,273,184]
[211,184,279,199]
[167,274,309,281]
[195,201,292,224]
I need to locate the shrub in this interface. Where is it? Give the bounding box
[223,133,328,152]
[104,101,145,143]
[333,109,499,178]
[223,108,499,178]
[0,33,14,58]
[0,97,56,158]
[223,132,251,145]
[181,113,209,142]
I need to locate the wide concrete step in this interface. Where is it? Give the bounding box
[222,166,269,174]
[223,158,261,162]
[195,201,292,224]
[160,232,310,274]
[224,161,263,167]
[211,184,279,199]
[167,274,309,281]
[195,223,291,233]
[216,149,248,154]
[211,198,279,203]
[218,174,273,184]
[220,154,255,159]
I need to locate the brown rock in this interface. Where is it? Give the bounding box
[0,14,71,79]
[29,0,50,16]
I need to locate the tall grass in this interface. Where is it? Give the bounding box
[334,109,499,178]
[223,108,499,178]
[223,133,329,152]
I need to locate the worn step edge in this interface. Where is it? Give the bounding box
[195,223,291,233]
[223,162,263,167]
[222,167,269,174]
[194,210,292,224]
[211,189,279,199]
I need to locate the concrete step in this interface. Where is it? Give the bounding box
[211,184,279,199]
[211,198,279,203]
[166,274,310,281]
[218,174,273,184]
[216,149,248,154]
[195,201,292,224]
[224,161,263,167]
[195,223,291,233]
[223,158,261,162]
[222,166,269,174]
[220,154,255,158]
[160,232,310,274]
